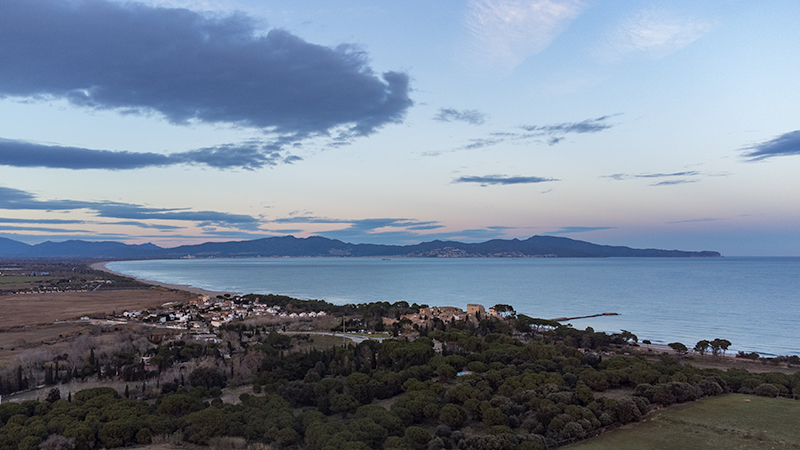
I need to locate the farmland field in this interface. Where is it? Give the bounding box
[566,394,800,449]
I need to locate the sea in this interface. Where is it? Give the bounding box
[107,257,800,356]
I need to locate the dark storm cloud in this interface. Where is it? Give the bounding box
[742,130,800,161]
[0,138,299,170]
[0,186,260,229]
[453,175,559,186]
[0,0,411,138]
[434,108,487,125]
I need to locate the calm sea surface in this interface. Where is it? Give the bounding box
[107,257,800,356]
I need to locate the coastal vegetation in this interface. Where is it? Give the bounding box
[1,303,799,448]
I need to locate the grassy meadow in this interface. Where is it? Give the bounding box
[566,394,800,450]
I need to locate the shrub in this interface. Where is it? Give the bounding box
[384,436,408,450]
[439,404,465,428]
[404,426,432,450]
[136,428,152,445]
[754,383,780,398]
[98,420,133,448]
[74,387,119,402]
[560,421,586,440]
[189,367,227,389]
[616,397,642,424]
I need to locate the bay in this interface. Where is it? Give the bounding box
[107,257,800,356]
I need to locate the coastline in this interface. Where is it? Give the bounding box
[90,261,240,298]
[88,259,799,357]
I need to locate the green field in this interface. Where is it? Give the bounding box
[566,394,800,450]
[0,275,53,290]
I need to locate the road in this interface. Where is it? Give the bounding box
[278,330,392,344]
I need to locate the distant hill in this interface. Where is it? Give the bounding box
[0,235,722,259]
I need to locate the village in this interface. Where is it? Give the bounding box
[102,291,515,339]
[107,294,330,333]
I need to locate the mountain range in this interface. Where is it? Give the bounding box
[0,235,721,259]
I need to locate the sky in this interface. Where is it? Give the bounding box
[1,0,799,256]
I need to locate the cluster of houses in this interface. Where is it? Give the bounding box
[115,295,327,332]
[403,304,505,325]
[11,279,111,295]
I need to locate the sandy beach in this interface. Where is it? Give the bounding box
[90,261,240,298]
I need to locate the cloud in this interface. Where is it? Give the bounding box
[466,0,586,70]
[742,130,800,161]
[272,216,442,231]
[601,8,712,61]
[635,171,699,178]
[108,221,183,230]
[520,115,617,135]
[0,137,300,170]
[604,171,700,185]
[320,226,512,245]
[454,175,559,186]
[0,218,84,225]
[0,186,260,229]
[0,225,95,234]
[649,179,697,186]
[434,108,487,125]
[0,0,411,139]
[546,226,615,234]
[462,137,507,150]
[268,215,447,243]
[667,218,719,224]
[452,114,619,152]
[198,230,280,240]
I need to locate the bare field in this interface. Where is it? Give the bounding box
[0,287,194,364]
[631,346,799,374]
[0,322,88,364]
[0,288,194,327]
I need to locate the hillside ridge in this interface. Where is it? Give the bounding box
[0,235,722,259]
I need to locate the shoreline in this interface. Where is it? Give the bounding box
[87,262,798,358]
[90,261,240,298]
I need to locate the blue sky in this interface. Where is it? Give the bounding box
[1,0,799,256]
